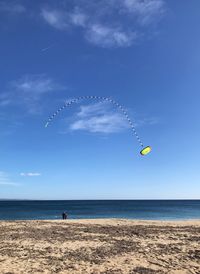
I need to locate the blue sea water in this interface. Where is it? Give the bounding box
[0,200,200,221]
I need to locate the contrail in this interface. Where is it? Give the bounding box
[41,44,55,52]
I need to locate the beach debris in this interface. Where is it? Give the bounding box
[45,96,151,156]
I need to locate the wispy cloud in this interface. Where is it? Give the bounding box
[20,172,41,177]
[70,114,127,133]
[134,116,159,127]
[0,171,19,186]
[77,102,109,118]
[69,101,159,134]
[41,8,87,30]
[12,74,56,95]
[0,93,11,107]
[85,24,137,48]
[0,74,64,114]
[69,8,88,27]
[40,0,166,48]
[70,102,128,134]
[0,120,23,136]
[0,2,26,13]
[41,9,69,30]
[121,0,165,25]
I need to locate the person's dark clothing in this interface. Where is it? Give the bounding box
[62,212,67,219]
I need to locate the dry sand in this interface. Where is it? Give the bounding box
[0,219,200,274]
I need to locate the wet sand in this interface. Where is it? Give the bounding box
[0,219,200,273]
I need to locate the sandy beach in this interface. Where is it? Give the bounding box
[0,219,200,274]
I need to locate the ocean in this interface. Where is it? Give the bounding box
[0,200,200,220]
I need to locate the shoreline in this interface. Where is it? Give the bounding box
[1,218,200,223]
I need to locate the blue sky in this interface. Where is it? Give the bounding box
[0,0,200,199]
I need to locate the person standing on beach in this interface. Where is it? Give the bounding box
[62,212,68,219]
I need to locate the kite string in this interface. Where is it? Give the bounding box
[46,96,144,148]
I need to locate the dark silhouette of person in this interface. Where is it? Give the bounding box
[62,212,68,219]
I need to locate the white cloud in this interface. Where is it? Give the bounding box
[86,24,137,48]
[12,74,56,96]
[0,171,19,186]
[69,10,88,27]
[71,114,127,133]
[121,0,165,25]
[69,101,159,134]
[41,9,68,30]
[0,93,11,107]
[0,74,63,114]
[20,172,41,177]
[41,8,87,29]
[77,102,109,118]
[70,102,128,134]
[134,116,159,127]
[0,2,26,13]
[40,0,166,48]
